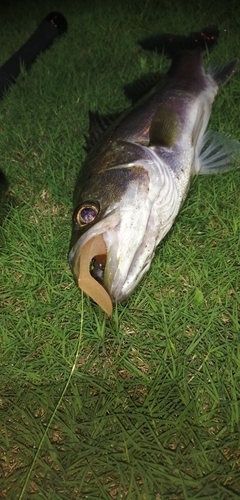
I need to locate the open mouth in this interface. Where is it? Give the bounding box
[90,254,106,285]
[77,234,113,316]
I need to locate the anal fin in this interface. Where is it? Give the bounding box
[209,59,239,85]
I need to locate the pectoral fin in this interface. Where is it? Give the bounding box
[149,105,179,148]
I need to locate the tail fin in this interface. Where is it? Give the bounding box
[139,27,219,56]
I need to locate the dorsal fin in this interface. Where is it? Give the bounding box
[84,111,122,153]
[124,72,163,103]
[139,27,219,56]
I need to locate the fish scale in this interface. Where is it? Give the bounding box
[69,27,239,316]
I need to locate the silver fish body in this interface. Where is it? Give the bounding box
[69,28,239,315]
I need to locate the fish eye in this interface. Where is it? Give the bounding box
[73,201,100,227]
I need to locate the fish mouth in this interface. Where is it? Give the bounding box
[69,208,122,317]
[73,234,113,317]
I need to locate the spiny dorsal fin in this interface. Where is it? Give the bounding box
[149,105,179,147]
[139,27,219,56]
[84,110,122,153]
[124,72,163,103]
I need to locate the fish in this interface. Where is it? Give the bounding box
[69,27,239,316]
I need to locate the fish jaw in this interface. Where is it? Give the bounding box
[69,152,181,310]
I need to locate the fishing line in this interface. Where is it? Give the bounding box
[18,291,85,500]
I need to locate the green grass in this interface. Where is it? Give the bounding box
[0,0,240,498]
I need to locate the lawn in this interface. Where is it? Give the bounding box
[0,0,240,498]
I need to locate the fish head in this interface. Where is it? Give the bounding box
[69,161,159,316]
